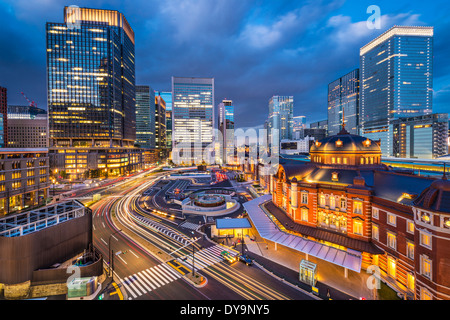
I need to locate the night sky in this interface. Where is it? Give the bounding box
[1,0,449,129]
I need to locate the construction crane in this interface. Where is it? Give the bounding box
[20,91,37,108]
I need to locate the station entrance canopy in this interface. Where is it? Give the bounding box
[243,195,362,273]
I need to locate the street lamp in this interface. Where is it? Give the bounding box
[191,231,196,277]
[108,229,122,278]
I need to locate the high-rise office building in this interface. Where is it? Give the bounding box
[391,113,448,159]
[328,69,359,136]
[0,87,7,147]
[171,77,214,164]
[293,116,306,131]
[218,99,234,164]
[7,106,47,120]
[7,106,48,148]
[158,91,173,151]
[310,120,328,132]
[135,85,155,149]
[155,95,166,151]
[360,26,434,155]
[46,7,142,180]
[268,96,294,154]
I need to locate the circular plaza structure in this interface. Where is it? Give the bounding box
[194,195,226,208]
[181,189,240,216]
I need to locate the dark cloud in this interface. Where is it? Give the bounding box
[0,0,449,129]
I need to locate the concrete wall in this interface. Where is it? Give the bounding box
[0,210,92,284]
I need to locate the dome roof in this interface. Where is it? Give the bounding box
[413,177,450,213]
[310,129,381,153]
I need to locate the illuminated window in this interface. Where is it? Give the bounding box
[407,273,415,292]
[420,231,432,249]
[387,232,397,250]
[301,208,308,222]
[319,194,326,207]
[387,257,396,279]
[372,207,379,219]
[387,213,396,227]
[353,220,363,235]
[301,193,308,204]
[421,256,432,279]
[343,157,348,164]
[406,220,414,234]
[406,241,414,260]
[353,201,363,214]
[372,224,379,240]
[330,196,336,209]
[340,197,346,209]
[420,288,432,300]
[331,172,339,182]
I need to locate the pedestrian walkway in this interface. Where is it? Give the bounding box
[179,221,200,231]
[243,230,374,300]
[134,215,192,245]
[118,263,182,299]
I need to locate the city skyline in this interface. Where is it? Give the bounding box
[0,0,450,130]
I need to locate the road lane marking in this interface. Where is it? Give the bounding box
[101,238,107,245]
[117,254,127,265]
[133,274,152,293]
[142,269,161,288]
[129,275,147,294]
[145,268,167,286]
[158,263,178,281]
[153,265,172,284]
[102,222,106,228]
[122,278,139,298]
[138,271,157,290]
[129,250,139,258]
[111,282,124,300]
[112,235,118,241]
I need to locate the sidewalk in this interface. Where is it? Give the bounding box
[242,230,375,300]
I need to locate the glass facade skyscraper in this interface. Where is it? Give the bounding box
[135,85,155,149]
[268,96,293,154]
[360,26,433,155]
[46,7,143,180]
[155,95,166,150]
[218,99,234,164]
[328,69,359,136]
[157,91,172,151]
[46,7,136,148]
[171,77,214,164]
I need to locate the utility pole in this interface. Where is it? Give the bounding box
[109,229,122,278]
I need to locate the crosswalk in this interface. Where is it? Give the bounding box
[179,221,200,231]
[178,245,237,272]
[118,263,182,299]
[117,245,237,299]
[133,215,192,245]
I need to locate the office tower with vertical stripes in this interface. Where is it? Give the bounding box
[171,77,214,164]
[359,26,433,156]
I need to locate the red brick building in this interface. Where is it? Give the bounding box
[269,128,450,300]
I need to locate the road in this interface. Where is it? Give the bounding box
[89,167,315,300]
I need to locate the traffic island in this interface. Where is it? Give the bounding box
[185,272,207,288]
